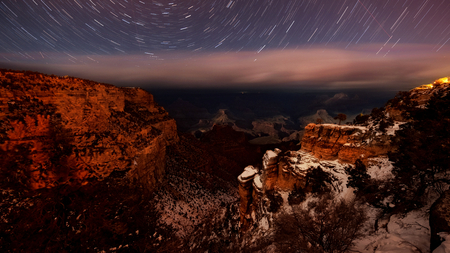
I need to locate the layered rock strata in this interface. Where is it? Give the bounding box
[238,149,317,229]
[238,122,396,229]
[301,123,391,164]
[0,70,178,190]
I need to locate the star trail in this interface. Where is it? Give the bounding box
[0,0,449,88]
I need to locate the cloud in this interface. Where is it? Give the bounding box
[1,44,449,89]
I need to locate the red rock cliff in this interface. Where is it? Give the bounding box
[0,70,178,191]
[300,123,392,164]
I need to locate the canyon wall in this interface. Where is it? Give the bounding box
[0,70,178,191]
[300,123,391,164]
[300,77,450,165]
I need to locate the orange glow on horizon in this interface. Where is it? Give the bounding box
[415,77,448,90]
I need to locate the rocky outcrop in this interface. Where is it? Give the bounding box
[237,123,396,229]
[430,190,450,252]
[386,77,450,121]
[301,123,391,164]
[238,149,319,229]
[301,77,449,163]
[0,69,178,191]
[238,165,259,229]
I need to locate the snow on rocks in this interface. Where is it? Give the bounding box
[238,147,435,252]
[263,149,281,169]
[386,121,406,136]
[238,165,258,183]
[253,175,263,193]
[301,123,392,164]
[155,170,237,237]
[434,233,450,253]
[354,207,431,253]
[367,156,394,180]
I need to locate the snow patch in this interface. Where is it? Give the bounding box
[367,157,394,180]
[320,123,368,130]
[253,175,263,192]
[433,233,450,253]
[354,208,430,253]
[386,121,406,136]
[238,165,258,183]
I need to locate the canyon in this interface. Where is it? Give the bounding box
[236,77,450,252]
[2,70,450,252]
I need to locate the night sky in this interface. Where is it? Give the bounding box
[1,0,450,89]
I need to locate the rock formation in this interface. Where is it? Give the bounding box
[238,165,259,229]
[237,123,398,229]
[298,109,336,127]
[300,123,392,164]
[385,77,450,121]
[238,149,324,229]
[0,69,178,191]
[237,77,450,242]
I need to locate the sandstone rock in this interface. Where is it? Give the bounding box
[0,70,178,191]
[261,149,280,191]
[237,149,315,228]
[238,166,258,230]
[301,123,391,164]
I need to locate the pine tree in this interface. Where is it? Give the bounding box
[334,113,347,125]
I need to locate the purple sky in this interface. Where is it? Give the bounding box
[1,0,449,89]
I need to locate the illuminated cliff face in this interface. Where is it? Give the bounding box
[300,123,393,164]
[383,77,450,121]
[435,77,449,84]
[414,77,449,90]
[0,70,178,190]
